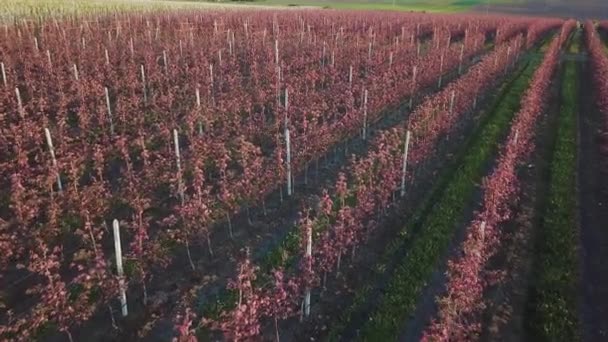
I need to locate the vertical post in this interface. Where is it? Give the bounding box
[174,129,184,204]
[449,90,456,116]
[15,87,24,117]
[129,37,134,57]
[285,88,292,196]
[1,62,6,87]
[362,89,368,140]
[141,65,147,103]
[163,50,168,74]
[304,224,312,317]
[389,52,393,69]
[113,219,128,317]
[479,221,486,242]
[438,53,444,88]
[458,44,465,74]
[196,88,201,108]
[506,46,511,73]
[321,43,326,66]
[44,128,62,192]
[73,64,79,81]
[368,41,372,60]
[275,39,279,64]
[46,50,52,70]
[348,65,353,87]
[209,63,214,85]
[196,87,203,136]
[410,66,417,109]
[218,49,222,67]
[104,87,115,136]
[400,130,411,197]
[417,41,421,57]
[104,49,109,65]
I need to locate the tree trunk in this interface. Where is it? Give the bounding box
[274,316,280,342]
[185,240,195,271]
[142,278,148,306]
[226,213,233,239]
[246,206,253,226]
[108,304,117,330]
[206,233,214,257]
[66,330,74,342]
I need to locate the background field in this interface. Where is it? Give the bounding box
[3,0,606,18]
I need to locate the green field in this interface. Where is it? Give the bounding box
[0,0,531,18]
[258,0,482,12]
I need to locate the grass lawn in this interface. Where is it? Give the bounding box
[258,0,475,12]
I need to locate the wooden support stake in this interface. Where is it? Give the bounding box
[104,49,109,65]
[196,87,203,135]
[400,130,411,197]
[140,65,147,103]
[73,64,79,81]
[449,90,456,116]
[438,53,444,88]
[362,89,368,140]
[46,50,52,70]
[44,128,62,192]
[1,62,6,87]
[506,46,511,73]
[275,39,279,64]
[284,88,292,196]
[104,87,115,136]
[113,219,128,317]
[304,224,312,317]
[285,127,292,197]
[458,44,465,74]
[15,87,24,117]
[410,66,417,109]
[174,129,184,204]
[348,65,353,87]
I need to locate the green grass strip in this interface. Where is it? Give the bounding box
[356,53,544,341]
[527,50,580,342]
